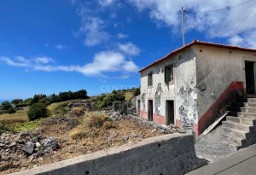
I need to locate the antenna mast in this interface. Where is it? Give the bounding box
[181,6,185,46]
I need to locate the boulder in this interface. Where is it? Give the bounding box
[22,141,35,154]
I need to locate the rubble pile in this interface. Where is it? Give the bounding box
[0,131,58,171]
[109,112,187,134]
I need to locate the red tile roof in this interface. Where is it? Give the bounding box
[139,40,256,73]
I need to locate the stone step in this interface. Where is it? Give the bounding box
[226,116,255,125]
[245,102,256,107]
[237,112,256,118]
[229,111,238,116]
[247,98,256,102]
[241,107,256,113]
[222,121,251,132]
[222,127,246,145]
[238,132,256,150]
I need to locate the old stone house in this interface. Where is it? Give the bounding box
[139,40,256,136]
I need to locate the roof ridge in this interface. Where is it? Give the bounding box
[139,40,256,72]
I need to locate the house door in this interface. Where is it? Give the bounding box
[166,100,174,125]
[245,61,255,94]
[148,100,153,121]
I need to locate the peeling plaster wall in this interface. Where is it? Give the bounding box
[195,45,256,122]
[140,47,198,130]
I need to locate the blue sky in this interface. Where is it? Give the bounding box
[0,0,256,99]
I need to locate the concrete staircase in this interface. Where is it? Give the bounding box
[222,97,256,150]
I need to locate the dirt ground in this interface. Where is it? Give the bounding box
[1,111,163,174]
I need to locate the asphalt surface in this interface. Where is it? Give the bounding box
[188,144,256,175]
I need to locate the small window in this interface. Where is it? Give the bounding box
[165,65,174,84]
[148,73,153,86]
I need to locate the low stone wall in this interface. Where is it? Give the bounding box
[11,134,198,175]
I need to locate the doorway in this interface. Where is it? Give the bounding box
[166,100,174,125]
[245,61,255,94]
[137,100,141,114]
[148,100,153,121]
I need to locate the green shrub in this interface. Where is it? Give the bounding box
[7,107,16,114]
[0,124,10,135]
[27,103,48,121]
[52,102,69,116]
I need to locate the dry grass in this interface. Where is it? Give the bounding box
[69,112,111,140]
[70,107,85,117]
[0,107,29,121]
[47,101,69,112]
[1,110,164,174]
[124,91,133,101]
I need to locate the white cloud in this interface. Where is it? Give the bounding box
[34,57,54,64]
[79,16,110,47]
[79,51,139,76]
[0,56,54,67]
[117,33,129,39]
[123,61,139,72]
[228,31,256,48]
[0,52,139,77]
[98,0,116,7]
[0,57,30,67]
[54,44,67,50]
[118,42,140,56]
[228,35,244,46]
[128,0,256,46]
[74,3,110,47]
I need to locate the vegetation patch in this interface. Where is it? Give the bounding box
[12,120,41,132]
[0,108,28,121]
[69,112,114,140]
[0,124,11,135]
[27,103,49,121]
[48,101,70,117]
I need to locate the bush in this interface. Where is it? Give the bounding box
[1,101,12,111]
[52,102,69,116]
[7,107,16,114]
[27,103,48,121]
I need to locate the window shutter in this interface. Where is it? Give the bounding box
[165,66,170,83]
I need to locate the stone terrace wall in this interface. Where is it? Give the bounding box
[11,134,198,175]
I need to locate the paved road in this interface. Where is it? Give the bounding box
[188,144,256,175]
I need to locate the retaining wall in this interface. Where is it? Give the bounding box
[11,133,198,175]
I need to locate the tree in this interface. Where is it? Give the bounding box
[1,101,12,111]
[0,101,16,114]
[59,91,73,101]
[11,99,23,106]
[23,98,33,106]
[132,87,140,96]
[74,89,88,99]
[32,94,46,104]
[27,103,48,121]
[48,93,60,103]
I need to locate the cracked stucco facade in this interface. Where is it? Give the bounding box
[140,44,256,136]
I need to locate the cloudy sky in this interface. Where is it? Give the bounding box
[0,0,256,99]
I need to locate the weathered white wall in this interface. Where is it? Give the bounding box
[10,134,198,175]
[140,47,198,129]
[195,45,256,119]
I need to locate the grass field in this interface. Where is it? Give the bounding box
[0,107,29,121]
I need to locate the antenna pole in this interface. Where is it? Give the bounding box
[181,6,185,45]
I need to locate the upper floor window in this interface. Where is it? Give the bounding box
[148,73,153,87]
[165,65,174,84]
